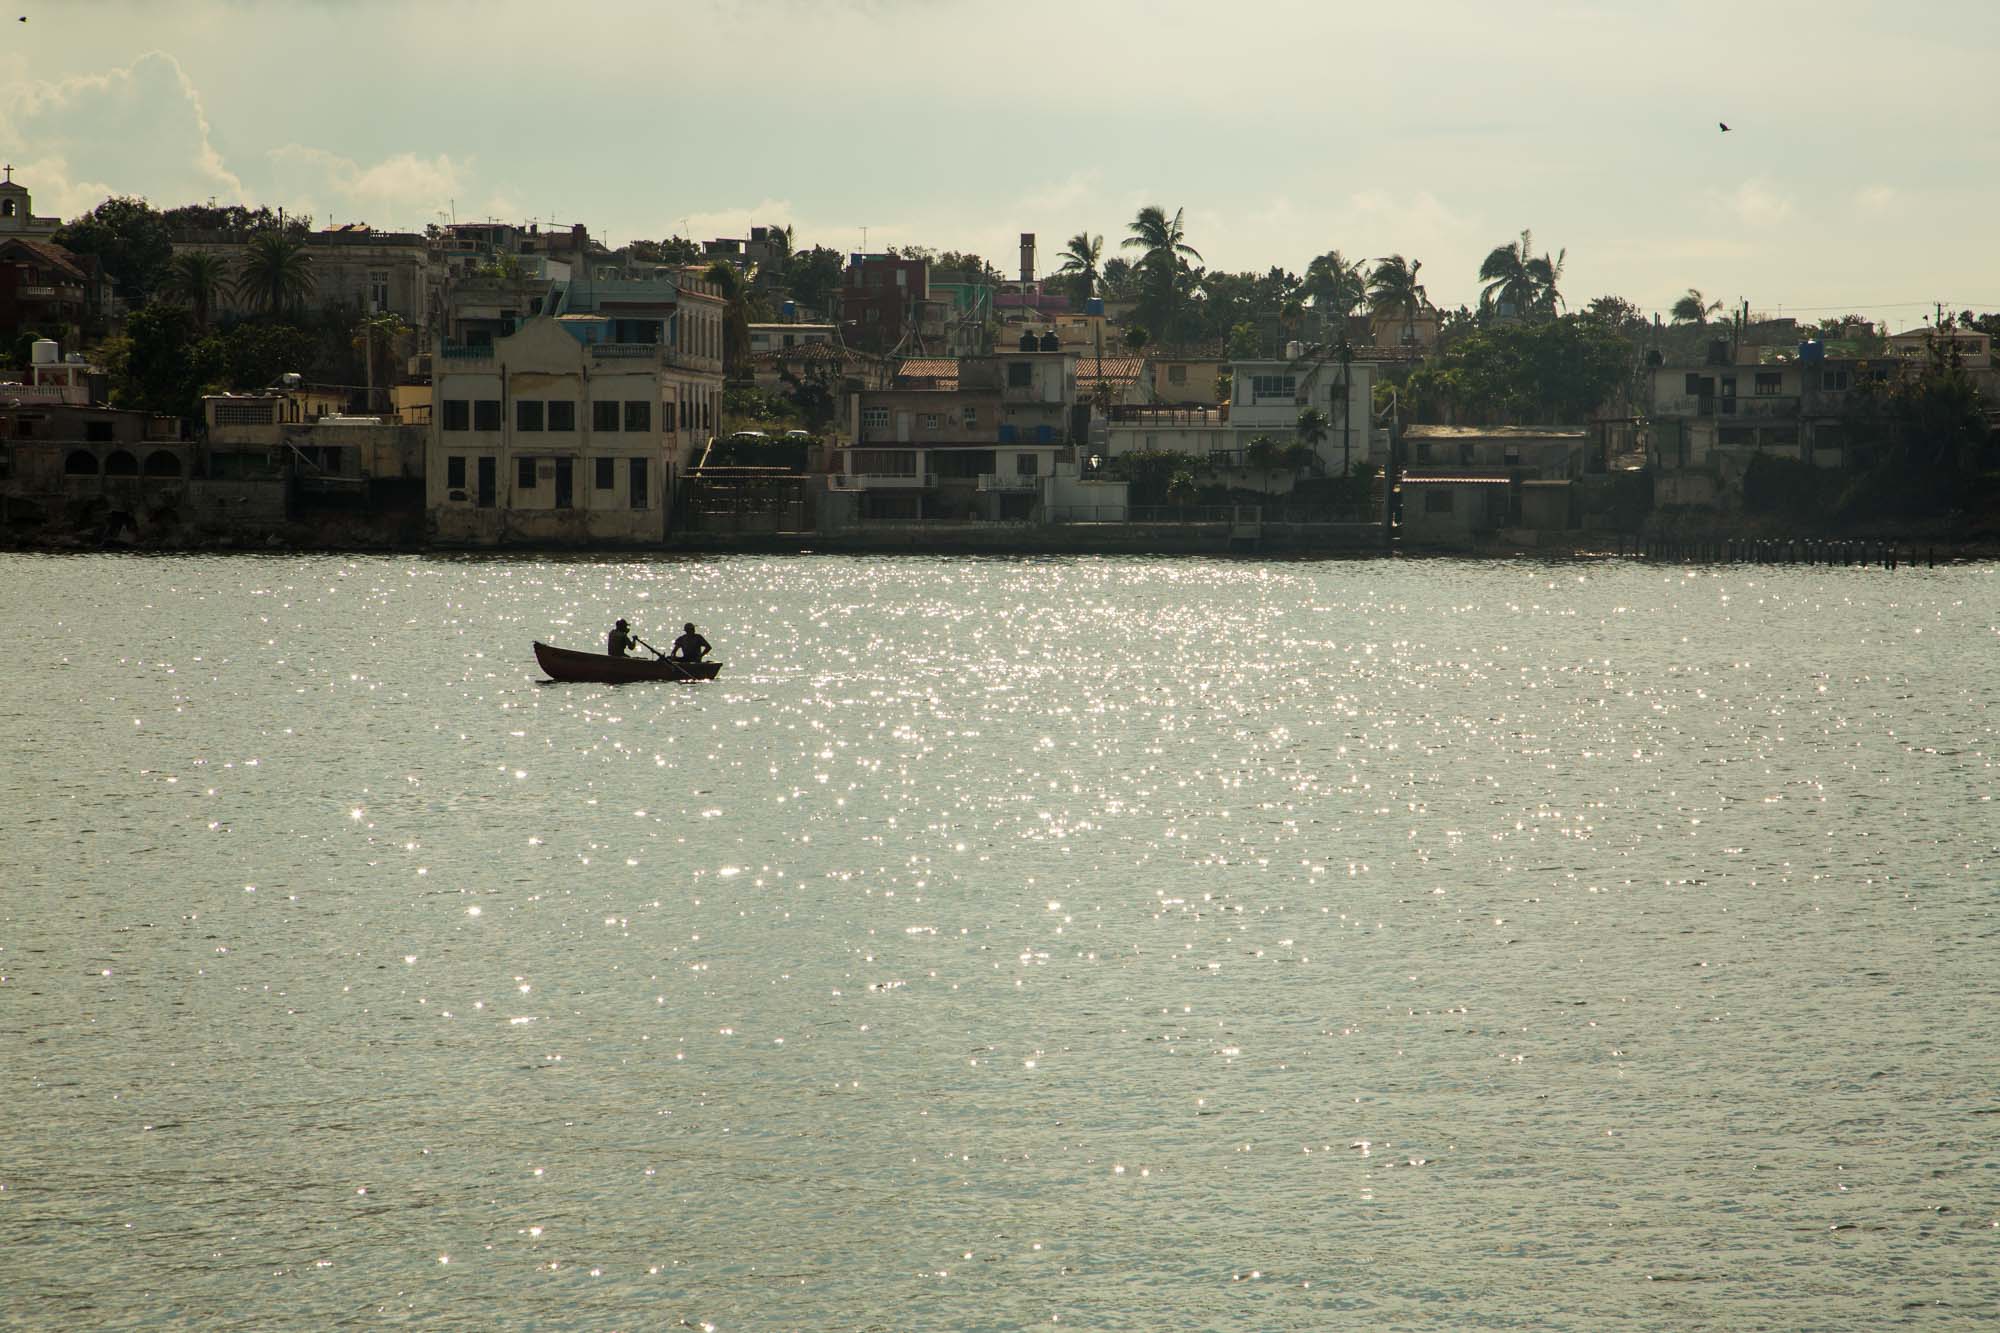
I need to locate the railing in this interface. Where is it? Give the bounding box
[590,342,663,360]
[828,472,931,490]
[1734,395,1800,418]
[977,474,1040,491]
[439,342,496,361]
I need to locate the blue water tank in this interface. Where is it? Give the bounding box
[998,425,1018,443]
[1035,424,1054,444]
[781,300,797,320]
[1798,340,1825,363]
[1085,297,1105,316]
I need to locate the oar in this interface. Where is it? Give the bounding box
[634,636,669,660]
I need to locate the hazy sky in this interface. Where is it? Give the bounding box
[7,0,1999,329]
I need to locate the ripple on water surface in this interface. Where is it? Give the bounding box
[1,553,1996,1329]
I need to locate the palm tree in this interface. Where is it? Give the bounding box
[1479,230,1536,318]
[1526,245,1566,317]
[1367,255,1428,346]
[1123,205,1202,344]
[1672,288,1723,325]
[238,229,315,317]
[160,250,235,330]
[1480,230,1566,320]
[1302,250,1368,335]
[1054,231,1103,304]
[705,259,751,372]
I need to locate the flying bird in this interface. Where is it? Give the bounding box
[1719,121,1731,132]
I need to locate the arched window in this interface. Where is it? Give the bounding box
[143,450,182,477]
[104,450,138,476]
[64,449,99,475]
[1,200,16,219]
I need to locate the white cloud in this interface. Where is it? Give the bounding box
[265,145,469,229]
[0,50,243,216]
[1708,178,1796,229]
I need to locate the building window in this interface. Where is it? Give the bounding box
[962,405,978,428]
[516,399,544,432]
[474,399,501,431]
[862,407,889,431]
[553,457,573,509]
[596,457,615,490]
[1016,452,1039,477]
[922,413,942,430]
[517,457,537,489]
[1685,373,1703,395]
[625,401,650,432]
[593,400,620,432]
[368,271,389,312]
[630,457,648,509]
[1423,489,1454,513]
[1755,372,1783,396]
[1168,364,1187,385]
[447,456,466,490]
[1823,370,1851,391]
[1007,361,1033,387]
[443,399,470,431]
[1503,446,1522,466]
[1459,442,1475,465]
[548,400,575,432]
[86,421,115,443]
[1250,374,1296,400]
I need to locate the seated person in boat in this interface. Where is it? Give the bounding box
[670,622,711,662]
[607,618,636,657]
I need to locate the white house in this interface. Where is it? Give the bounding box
[1104,350,1385,490]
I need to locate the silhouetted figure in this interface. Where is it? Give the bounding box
[1719,122,1731,132]
[607,618,635,657]
[670,623,711,662]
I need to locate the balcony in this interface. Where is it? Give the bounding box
[829,472,931,491]
[977,474,1040,492]
[439,341,496,362]
[1732,395,1800,419]
[590,342,664,360]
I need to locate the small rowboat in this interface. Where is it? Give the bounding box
[533,641,723,683]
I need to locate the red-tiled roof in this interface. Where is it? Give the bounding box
[1076,354,1145,386]
[0,237,87,282]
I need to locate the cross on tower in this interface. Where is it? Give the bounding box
[2,165,12,184]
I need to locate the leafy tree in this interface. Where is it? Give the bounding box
[1123,325,1150,352]
[1054,231,1102,305]
[934,251,1001,282]
[353,311,408,410]
[1098,256,1137,301]
[239,229,316,315]
[1246,434,1283,480]
[1109,448,1203,504]
[1166,469,1198,506]
[159,250,235,330]
[1123,205,1201,346]
[220,320,316,392]
[1296,405,1330,460]
[1582,294,1643,329]
[782,245,844,317]
[112,303,224,418]
[54,196,175,305]
[1671,288,1723,324]
[160,204,303,241]
[1227,321,1261,359]
[1403,316,1633,425]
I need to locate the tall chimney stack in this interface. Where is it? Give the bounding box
[1019,232,1036,284]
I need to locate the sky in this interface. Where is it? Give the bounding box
[6,0,2000,331]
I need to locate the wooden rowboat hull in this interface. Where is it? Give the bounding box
[533,641,722,683]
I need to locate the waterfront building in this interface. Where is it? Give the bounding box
[748,322,835,357]
[1103,349,1387,492]
[173,223,441,337]
[427,267,724,545]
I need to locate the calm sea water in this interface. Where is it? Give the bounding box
[1,552,1995,1331]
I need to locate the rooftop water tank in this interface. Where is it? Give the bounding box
[1285,340,1304,360]
[1798,340,1825,363]
[781,300,797,320]
[1018,329,1039,351]
[1085,297,1104,317]
[30,338,59,365]
[1039,331,1059,351]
